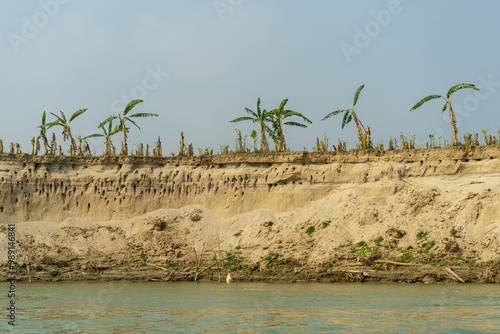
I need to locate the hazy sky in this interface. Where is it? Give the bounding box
[1,0,499,154]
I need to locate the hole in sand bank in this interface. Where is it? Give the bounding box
[87,203,90,213]
[0,207,3,213]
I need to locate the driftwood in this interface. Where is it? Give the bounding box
[375,260,415,266]
[417,237,428,245]
[27,264,32,284]
[445,267,465,283]
[145,262,170,272]
[346,262,363,266]
[402,178,415,186]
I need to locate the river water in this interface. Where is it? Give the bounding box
[1,282,499,333]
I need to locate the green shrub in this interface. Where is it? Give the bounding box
[234,232,242,237]
[306,226,315,235]
[422,240,435,251]
[374,236,383,246]
[416,230,427,239]
[356,240,367,247]
[56,260,69,268]
[322,220,331,228]
[35,265,43,272]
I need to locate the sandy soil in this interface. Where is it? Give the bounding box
[0,147,499,283]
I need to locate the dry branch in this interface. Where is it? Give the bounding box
[445,267,465,283]
[375,260,415,266]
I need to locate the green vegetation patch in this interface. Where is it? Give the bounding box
[56,260,69,268]
[421,240,436,252]
[305,226,315,235]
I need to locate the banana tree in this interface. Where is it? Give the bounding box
[37,111,57,155]
[268,99,312,152]
[102,100,158,155]
[83,118,124,155]
[50,108,88,155]
[410,83,479,146]
[322,84,371,149]
[230,98,270,151]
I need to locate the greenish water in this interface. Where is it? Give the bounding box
[1,282,499,333]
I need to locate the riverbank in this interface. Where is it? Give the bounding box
[1,146,500,283]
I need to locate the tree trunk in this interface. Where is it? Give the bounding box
[277,120,285,152]
[449,104,458,145]
[260,123,268,151]
[121,118,128,155]
[41,128,49,155]
[351,111,365,149]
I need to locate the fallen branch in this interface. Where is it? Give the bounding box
[145,262,170,272]
[402,178,415,186]
[375,260,415,266]
[346,262,363,266]
[445,267,465,283]
[417,237,428,245]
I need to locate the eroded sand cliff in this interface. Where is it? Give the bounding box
[1,146,499,283]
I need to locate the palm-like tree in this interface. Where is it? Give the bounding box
[101,100,158,155]
[322,84,371,149]
[410,83,479,146]
[50,108,88,155]
[83,118,124,155]
[230,98,270,151]
[268,99,312,152]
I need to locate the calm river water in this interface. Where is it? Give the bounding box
[1,282,499,333]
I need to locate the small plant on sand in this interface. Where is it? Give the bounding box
[234,232,242,237]
[322,220,331,228]
[56,260,69,268]
[140,252,147,264]
[166,262,177,268]
[421,240,436,252]
[264,221,274,227]
[35,265,43,272]
[356,240,367,247]
[305,226,315,235]
[411,83,480,146]
[322,84,371,149]
[416,230,428,239]
[49,270,58,277]
[374,236,383,246]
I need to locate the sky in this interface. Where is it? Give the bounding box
[1,0,500,154]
